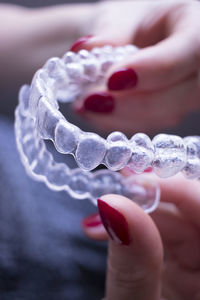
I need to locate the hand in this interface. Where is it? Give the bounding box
[82,174,200,300]
[73,1,200,134]
[0,2,95,114]
[0,3,94,87]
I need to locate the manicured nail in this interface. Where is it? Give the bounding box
[144,167,153,173]
[82,213,102,228]
[84,92,115,113]
[97,199,131,245]
[108,68,138,91]
[70,35,93,52]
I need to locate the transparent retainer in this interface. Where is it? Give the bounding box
[14,45,200,213]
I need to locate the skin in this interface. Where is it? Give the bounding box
[79,2,200,298]
[83,174,200,300]
[1,2,200,299]
[76,0,200,134]
[0,3,94,101]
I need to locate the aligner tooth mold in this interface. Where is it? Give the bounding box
[105,132,132,171]
[15,45,198,214]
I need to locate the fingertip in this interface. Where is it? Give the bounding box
[69,35,93,52]
[98,193,163,259]
[83,92,115,114]
[98,195,163,300]
[97,196,132,246]
[107,68,138,91]
[82,213,108,240]
[73,35,124,52]
[82,213,102,227]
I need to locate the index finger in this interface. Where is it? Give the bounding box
[156,174,200,229]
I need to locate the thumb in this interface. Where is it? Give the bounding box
[97,194,163,300]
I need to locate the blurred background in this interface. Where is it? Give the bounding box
[0,1,199,299]
[4,0,95,5]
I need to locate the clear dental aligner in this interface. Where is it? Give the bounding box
[15,45,200,213]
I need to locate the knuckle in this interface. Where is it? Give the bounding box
[107,261,150,290]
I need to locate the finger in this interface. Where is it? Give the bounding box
[163,261,200,300]
[106,33,199,92]
[69,34,128,53]
[119,172,200,269]
[76,73,199,134]
[82,213,108,240]
[122,172,200,230]
[71,1,174,52]
[73,31,199,92]
[156,174,200,229]
[97,194,163,300]
[151,204,200,270]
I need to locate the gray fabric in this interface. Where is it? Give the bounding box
[0,116,106,300]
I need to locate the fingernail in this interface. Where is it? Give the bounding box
[108,68,138,91]
[83,92,115,113]
[144,167,153,173]
[97,199,131,245]
[82,213,102,228]
[70,35,93,52]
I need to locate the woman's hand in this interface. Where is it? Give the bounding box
[0,3,94,87]
[73,1,200,134]
[82,174,200,300]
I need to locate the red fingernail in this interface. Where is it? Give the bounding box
[70,35,93,52]
[84,92,115,113]
[144,167,153,173]
[82,213,102,228]
[108,68,138,91]
[97,199,131,245]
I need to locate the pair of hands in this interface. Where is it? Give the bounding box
[78,1,200,299]
[2,1,200,298]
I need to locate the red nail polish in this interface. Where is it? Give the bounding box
[108,68,138,91]
[84,92,115,113]
[82,213,102,228]
[97,199,131,245]
[144,167,153,173]
[70,35,93,52]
